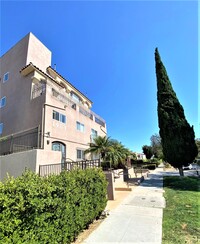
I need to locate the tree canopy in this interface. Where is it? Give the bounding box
[155,48,198,176]
[142,145,153,159]
[85,136,134,168]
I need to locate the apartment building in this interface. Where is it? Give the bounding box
[0,33,106,178]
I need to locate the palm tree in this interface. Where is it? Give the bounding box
[84,136,112,162]
[85,136,134,169]
[106,140,131,168]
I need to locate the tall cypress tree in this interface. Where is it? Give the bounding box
[155,48,198,176]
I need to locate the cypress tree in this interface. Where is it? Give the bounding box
[155,48,198,176]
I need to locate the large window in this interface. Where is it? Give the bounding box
[76,121,84,132]
[53,110,66,124]
[0,123,3,135]
[77,149,85,160]
[0,97,6,108]
[3,72,9,83]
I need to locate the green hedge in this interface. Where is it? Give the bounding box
[0,168,107,244]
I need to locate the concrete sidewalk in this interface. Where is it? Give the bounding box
[83,167,165,244]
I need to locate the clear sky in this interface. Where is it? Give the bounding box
[1,0,198,152]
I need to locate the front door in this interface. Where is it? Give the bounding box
[52,141,66,164]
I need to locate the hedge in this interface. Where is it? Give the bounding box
[0,168,107,244]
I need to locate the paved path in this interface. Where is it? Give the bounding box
[84,167,166,244]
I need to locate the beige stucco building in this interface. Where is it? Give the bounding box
[0,33,106,179]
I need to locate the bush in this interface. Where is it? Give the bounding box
[131,159,144,166]
[150,158,161,167]
[0,168,107,243]
[143,164,156,170]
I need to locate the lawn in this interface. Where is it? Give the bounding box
[162,176,200,244]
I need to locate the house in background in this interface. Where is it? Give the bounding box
[135,153,146,161]
[0,32,106,180]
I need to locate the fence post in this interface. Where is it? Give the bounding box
[39,165,41,176]
[9,135,14,154]
[37,125,40,149]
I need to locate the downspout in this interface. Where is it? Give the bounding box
[41,104,46,149]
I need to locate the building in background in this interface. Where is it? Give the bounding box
[0,33,106,179]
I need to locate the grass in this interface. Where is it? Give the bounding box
[162,176,200,244]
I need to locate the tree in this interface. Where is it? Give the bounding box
[84,136,112,162]
[142,145,153,159]
[150,133,163,159]
[85,136,133,169]
[106,140,131,168]
[155,48,198,176]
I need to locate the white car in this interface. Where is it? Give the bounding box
[183,162,200,170]
[182,164,192,170]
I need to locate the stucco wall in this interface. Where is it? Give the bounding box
[0,149,61,181]
[0,33,47,137]
[42,82,107,161]
[26,33,52,71]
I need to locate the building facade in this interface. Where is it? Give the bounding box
[0,33,106,166]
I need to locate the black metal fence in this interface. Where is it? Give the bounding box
[0,127,41,156]
[39,159,100,177]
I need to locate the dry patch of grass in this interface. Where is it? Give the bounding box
[162,176,200,243]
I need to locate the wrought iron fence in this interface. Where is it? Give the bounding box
[39,159,100,177]
[0,127,41,156]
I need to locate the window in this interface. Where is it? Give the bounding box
[0,123,3,135]
[3,72,9,82]
[60,114,66,123]
[91,129,98,142]
[76,121,84,132]
[53,110,60,121]
[53,110,66,124]
[71,92,81,103]
[0,97,6,108]
[77,149,85,160]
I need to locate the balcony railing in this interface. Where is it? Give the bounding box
[51,88,106,127]
[0,127,41,156]
[52,88,76,109]
[32,84,46,99]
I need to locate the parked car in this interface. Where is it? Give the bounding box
[182,162,200,170]
[182,164,192,170]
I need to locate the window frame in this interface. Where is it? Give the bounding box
[76,121,84,132]
[0,96,6,108]
[53,110,66,124]
[76,149,85,160]
[60,114,66,123]
[0,123,3,135]
[3,72,9,83]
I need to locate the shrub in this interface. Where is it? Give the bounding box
[0,168,107,243]
[150,158,161,167]
[131,159,144,166]
[143,164,156,170]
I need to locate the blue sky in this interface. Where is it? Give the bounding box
[1,0,198,152]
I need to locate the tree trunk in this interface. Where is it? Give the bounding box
[178,167,184,176]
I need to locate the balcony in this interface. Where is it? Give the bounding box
[32,83,46,99]
[51,88,106,127]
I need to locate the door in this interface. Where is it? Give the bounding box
[52,141,66,164]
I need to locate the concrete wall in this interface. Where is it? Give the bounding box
[0,149,61,181]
